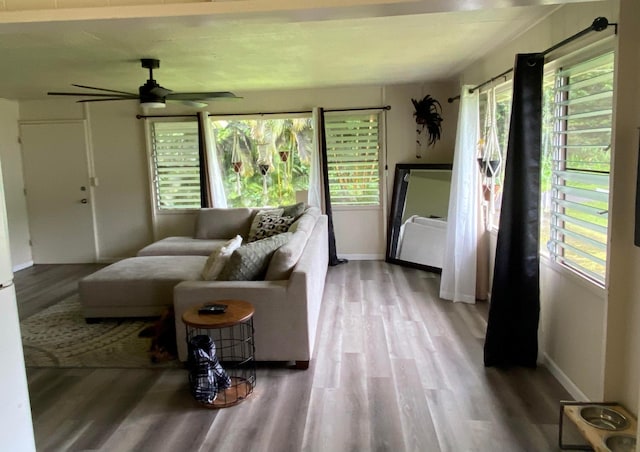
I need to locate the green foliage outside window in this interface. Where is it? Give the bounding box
[211,117,313,208]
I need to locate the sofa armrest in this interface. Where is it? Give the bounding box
[173,280,307,361]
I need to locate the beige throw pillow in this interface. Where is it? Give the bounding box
[201,235,243,280]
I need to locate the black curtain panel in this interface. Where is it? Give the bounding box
[197,113,211,208]
[318,108,347,266]
[484,53,544,368]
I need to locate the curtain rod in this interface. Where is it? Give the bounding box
[447,16,617,103]
[135,105,391,119]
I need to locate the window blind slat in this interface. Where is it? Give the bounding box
[152,121,201,210]
[325,113,381,207]
[549,51,614,285]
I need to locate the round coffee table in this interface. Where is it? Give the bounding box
[182,300,256,408]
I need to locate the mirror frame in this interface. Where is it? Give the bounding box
[385,162,453,272]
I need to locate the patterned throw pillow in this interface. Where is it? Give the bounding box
[248,214,295,243]
[218,233,292,281]
[247,208,283,242]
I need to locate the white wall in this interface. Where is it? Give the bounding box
[17,82,457,261]
[0,99,35,449]
[87,102,153,260]
[603,0,640,415]
[459,0,618,403]
[0,286,36,452]
[0,99,32,270]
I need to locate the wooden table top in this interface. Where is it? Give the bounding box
[182,300,255,329]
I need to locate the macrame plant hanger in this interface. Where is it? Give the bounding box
[231,131,243,195]
[257,143,271,201]
[479,87,503,227]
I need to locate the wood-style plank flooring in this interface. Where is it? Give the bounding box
[19,261,581,451]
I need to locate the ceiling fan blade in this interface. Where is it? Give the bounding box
[166,91,241,101]
[76,98,140,103]
[72,84,137,96]
[48,92,137,98]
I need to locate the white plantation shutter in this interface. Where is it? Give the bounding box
[151,121,201,210]
[549,52,614,285]
[324,113,381,206]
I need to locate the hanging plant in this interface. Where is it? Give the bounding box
[412,95,443,157]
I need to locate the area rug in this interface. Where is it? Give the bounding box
[20,295,181,369]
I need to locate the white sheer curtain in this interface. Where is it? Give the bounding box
[198,111,227,208]
[308,107,324,210]
[439,87,479,304]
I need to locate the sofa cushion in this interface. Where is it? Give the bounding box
[137,237,227,256]
[195,208,255,240]
[201,235,243,280]
[79,256,207,313]
[264,231,309,280]
[247,208,284,242]
[218,232,292,281]
[289,208,320,236]
[279,202,306,219]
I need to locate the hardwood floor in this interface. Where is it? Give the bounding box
[20,261,582,451]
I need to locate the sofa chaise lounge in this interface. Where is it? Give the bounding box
[78,206,329,367]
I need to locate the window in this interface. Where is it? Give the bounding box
[324,113,381,206]
[481,50,614,286]
[150,112,382,211]
[211,116,313,208]
[547,52,614,285]
[151,121,201,210]
[150,116,313,211]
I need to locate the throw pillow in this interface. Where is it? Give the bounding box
[218,232,292,281]
[248,214,295,243]
[279,202,306,219]
[201,235,243,280]
[247,208,284,242]
[264,230,308,280]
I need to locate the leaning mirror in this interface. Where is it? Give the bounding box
[385,163,453,272]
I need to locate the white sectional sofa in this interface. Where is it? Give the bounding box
[78,206,329,368]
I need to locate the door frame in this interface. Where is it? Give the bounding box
[18,118,100,263]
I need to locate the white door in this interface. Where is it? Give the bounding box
[20,121,96,263]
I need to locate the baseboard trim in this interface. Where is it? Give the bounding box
[543,353,589,401]
[13,261,34,272]
[338,254,384,261]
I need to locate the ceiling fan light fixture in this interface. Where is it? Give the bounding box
[140,101,166,109]
[48,59,239,107]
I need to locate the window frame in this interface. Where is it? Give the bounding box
[208,112,314,209]
[546,50,615,287]
[480,38,615,288]
[324,110,384,209]
[145,117,201,215]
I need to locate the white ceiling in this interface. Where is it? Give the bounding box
[0,1,577,100]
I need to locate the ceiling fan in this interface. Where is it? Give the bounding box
[48,58,240,108]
